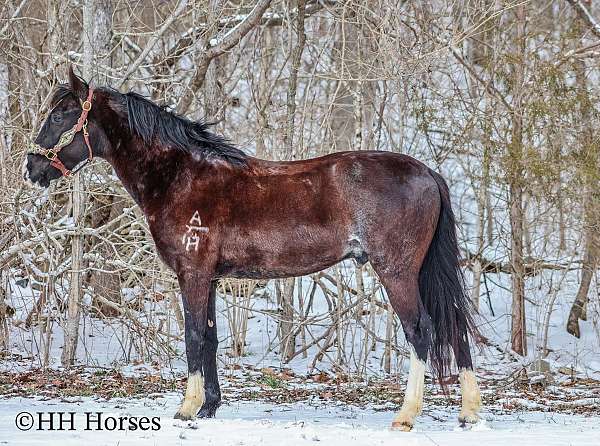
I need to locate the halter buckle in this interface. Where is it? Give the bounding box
[45,149,57,161]
[81,100,92,111]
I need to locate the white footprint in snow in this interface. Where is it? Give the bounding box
[454,419,490,432]
[173,419,199,430]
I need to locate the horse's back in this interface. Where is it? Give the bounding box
[244,150,439,222]
[248,150,430,178]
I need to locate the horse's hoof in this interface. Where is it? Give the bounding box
[390,421,413,432]
[458,412,480,425]
[174,411,195,421]
[197,403,220,419]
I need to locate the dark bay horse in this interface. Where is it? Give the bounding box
[24,67,481,430]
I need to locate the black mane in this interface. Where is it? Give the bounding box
[51,84,248,166]
[124,92,248,166]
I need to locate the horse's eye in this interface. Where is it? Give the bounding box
[51,114,63,124]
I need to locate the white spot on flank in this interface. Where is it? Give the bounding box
[182,210,209,252]
[348,234,361,243]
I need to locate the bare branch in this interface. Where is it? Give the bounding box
[117,0,190,88]
[160,0,327,71]
[566,0,600,38]
[0,0,28,38]
[177,0,273,114]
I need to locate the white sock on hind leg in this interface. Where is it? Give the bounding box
[459,368,481,424]
[391,348,425,431]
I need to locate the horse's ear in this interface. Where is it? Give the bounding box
[68,65,89,101]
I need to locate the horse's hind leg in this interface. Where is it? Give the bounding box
[456,333,481,424]
[376,271,432,431]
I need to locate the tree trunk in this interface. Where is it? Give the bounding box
[567,241,596,338]
[90,196,124,317]
[509,4,527,356]
[203,0,227,122]
[329,6,375,153]
[6,40,25,152]
[254,27,275,159]
[85,0,117,316]
[62,0,113,366]
[283,0,306,159]
[567,0,599,338]
[0,270,9,353]
[276,277,296,362]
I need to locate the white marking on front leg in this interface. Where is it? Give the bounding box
[175,373,205,420]
[391,349,425,431]
[459,368,481,424]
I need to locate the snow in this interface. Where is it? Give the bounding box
[1,395,599,446]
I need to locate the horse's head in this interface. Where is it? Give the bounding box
[24,66,105,188]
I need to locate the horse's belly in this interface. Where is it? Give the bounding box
[216,231,352,279]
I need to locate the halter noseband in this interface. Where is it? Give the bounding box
[41,87,95,177]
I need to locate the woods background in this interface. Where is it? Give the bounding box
[0,0,599,378]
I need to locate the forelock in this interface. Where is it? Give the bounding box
[50,84,76,108]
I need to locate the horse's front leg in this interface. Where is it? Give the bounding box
[197,280,221,418]
[174,272,213,420]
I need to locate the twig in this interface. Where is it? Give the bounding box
[177,0,273,113]
[117,0,190,87]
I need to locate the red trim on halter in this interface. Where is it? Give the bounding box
[44,87,95,177]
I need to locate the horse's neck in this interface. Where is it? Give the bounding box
[106,140,184,213]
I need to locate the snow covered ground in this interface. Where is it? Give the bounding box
[1,394,599,446]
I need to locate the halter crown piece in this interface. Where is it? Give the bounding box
[41,87,95,177]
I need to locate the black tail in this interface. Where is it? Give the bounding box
[419,169,477,384]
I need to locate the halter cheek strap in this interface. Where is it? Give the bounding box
[43,87,95,177]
